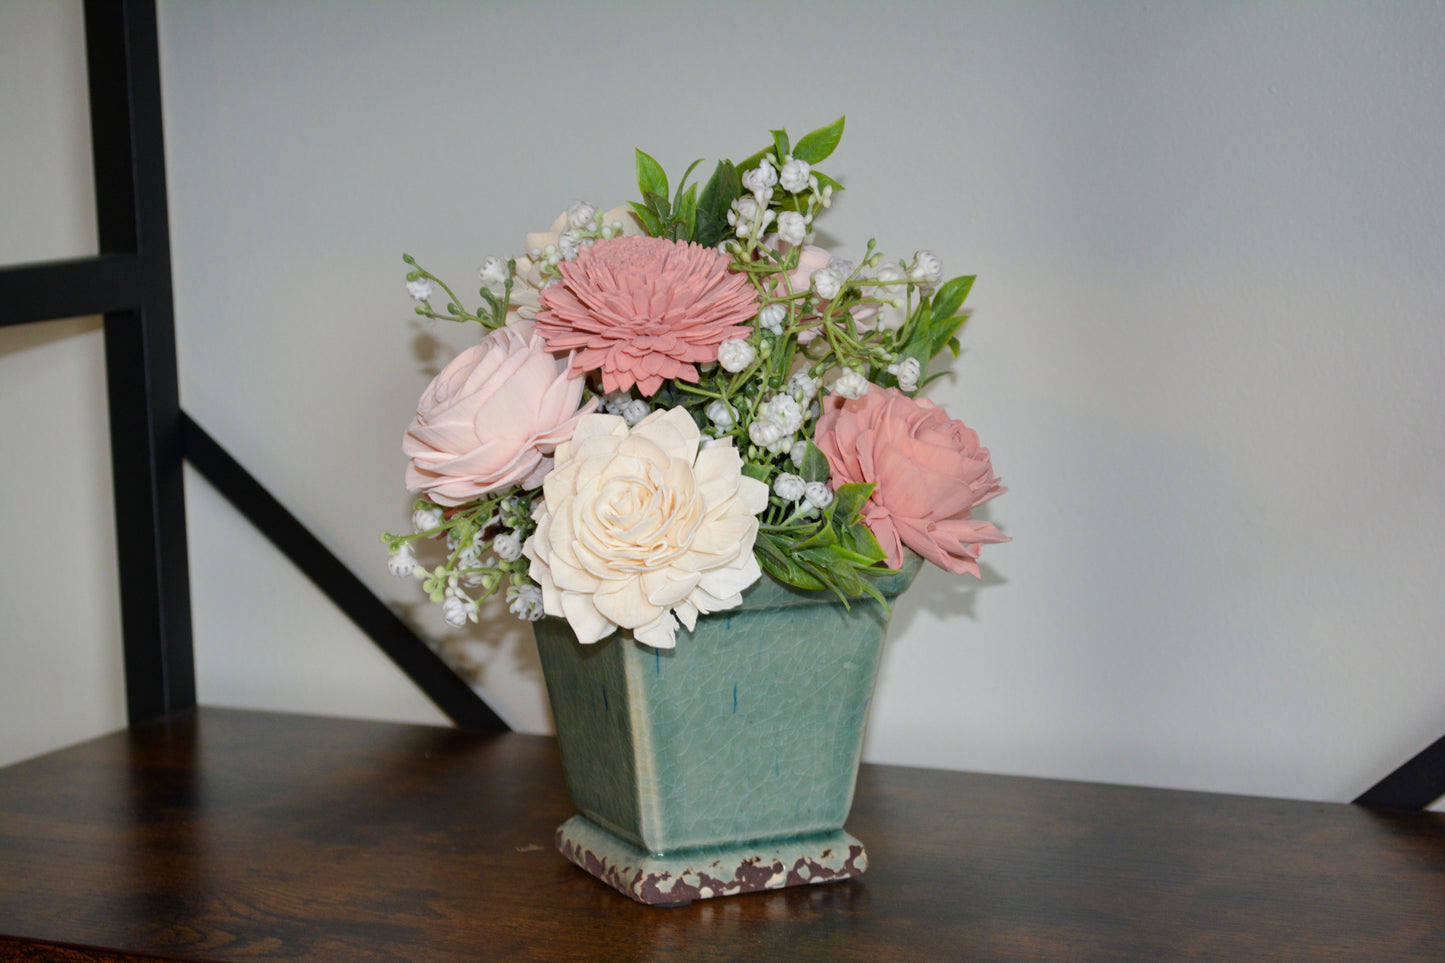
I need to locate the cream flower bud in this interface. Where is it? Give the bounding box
[748,417,784,449]
[760,394,804,436]
[888,357,923,392]
[478,256,509,290]
[557,230,582,261]
[387,543,417,577]
[773,472,806,502]
[706,399,737,428]
[730,195,759,226]
[787,371,819,403]
[779,158,812,193]
[456,543,483,569]
[717,338,757,373]
[602,391,630,416]
[742,163,778,196]
[776,210,807,246]
[565,201,598,230]
[492,532,523,562]
[507,583,544,621]
[406,278,434,303]
[811,267,844,301]
[441,594,473,628]
[789,440,809,468]
[803,481,834,510]
[758,303,787,335]
[875,264,907,285]
[910,250,944,289]
[619,399,650,426]
[412,507,443,533]
[831,368,869,400]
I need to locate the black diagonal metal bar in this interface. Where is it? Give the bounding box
[1354,735,1445,810]
[179,414,507,731]
[86,0,195,723]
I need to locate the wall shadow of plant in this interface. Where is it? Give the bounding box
[409,320,452,380]
[386,493,551,730]
[883,501,1009,644]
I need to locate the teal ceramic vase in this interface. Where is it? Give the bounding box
[533,554,922,905]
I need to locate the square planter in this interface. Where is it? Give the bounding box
[533,554,921,904]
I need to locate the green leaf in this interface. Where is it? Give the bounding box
[756,533,826,590]
[694,160,741,248]
[798,441,830,483]
[812,171,845,196]
[794,520,838,553]
[635,149,668,202]
[741,460,769,482]
[930,275,975,324]
[792,115,845,164]
[930,314,969,358]
[672,158,703,211]
[674,183,698,241]
[628,200,665,237]
[771,128,791,162]
[829,482,876,528]
[642,190,671,220]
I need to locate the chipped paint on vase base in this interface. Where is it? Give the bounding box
[533,553,922,905]
[556,815,866,905]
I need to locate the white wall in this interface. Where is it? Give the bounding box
[4,1,1441,807]
[0,0,127,767]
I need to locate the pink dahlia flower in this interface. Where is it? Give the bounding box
[403,323,598,506]
[814,383,1008,576]
[535,235,758,396]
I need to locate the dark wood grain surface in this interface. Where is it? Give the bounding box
[1,708,1441,961]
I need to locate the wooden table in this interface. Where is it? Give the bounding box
[1,709,1441,961]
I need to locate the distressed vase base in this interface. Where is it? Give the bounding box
[555,814,868,906]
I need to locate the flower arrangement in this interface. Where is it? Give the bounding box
[384,118,1006,649]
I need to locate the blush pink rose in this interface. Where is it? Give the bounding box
[814,383,1008,576]
[403,324,598,506]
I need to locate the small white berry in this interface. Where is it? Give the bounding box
[776,210,807,246]
[758,303,787,335]
[387,543,417,577]
[773,473,807,502]
[779,158,812,193]
[412,507,443,534]
[831,369,869,400]
[706,399,737,429]
[803,481,834,510]
[492,532,523,562]
[619,399,650,426]
[811,267,844,301]
[717,338,757,373]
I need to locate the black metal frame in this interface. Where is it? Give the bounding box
[1,0,1435,799]
[0,0,502,732]
[2,0,193,724]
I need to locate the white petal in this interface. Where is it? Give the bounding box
[737,475,769,515]
[633,612,679,649]
[592,579,663,630]
[560,591,615,644]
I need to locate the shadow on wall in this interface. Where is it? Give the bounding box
[388,507,548,718]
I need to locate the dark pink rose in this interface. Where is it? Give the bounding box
[814,384,1007,576]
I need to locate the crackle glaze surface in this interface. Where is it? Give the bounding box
[534,555,921,902]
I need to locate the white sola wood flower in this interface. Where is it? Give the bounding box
[522,407,769,649]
